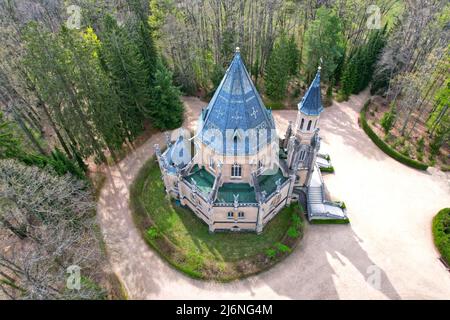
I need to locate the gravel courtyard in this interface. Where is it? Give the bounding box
[97,92,450,299]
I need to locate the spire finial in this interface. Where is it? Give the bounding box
[318,57,323,72]
[235,46,240,53]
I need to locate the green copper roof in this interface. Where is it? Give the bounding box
[185,165,215,194]
[215,183,257,204]
[258,169,288,196]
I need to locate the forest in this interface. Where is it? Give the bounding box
[0,0,448,299]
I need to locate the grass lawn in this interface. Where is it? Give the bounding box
[130,157,304,281]
[432,208,450,266]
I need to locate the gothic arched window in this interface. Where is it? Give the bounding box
[300,118,305,130]
[307,120,312,131]
[231,163,242,178]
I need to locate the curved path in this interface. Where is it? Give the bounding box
[97,92,450,299]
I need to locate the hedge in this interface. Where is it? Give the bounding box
[319,166,335,173]
[432,208,450,266]
[310,218,350,225]
[359,100,429,171]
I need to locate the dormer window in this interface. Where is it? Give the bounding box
[231,163,242,178]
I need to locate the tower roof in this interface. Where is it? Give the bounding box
[298,69,324,116]
[199,48,275,155]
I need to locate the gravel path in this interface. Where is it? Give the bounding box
[97,93,450,299]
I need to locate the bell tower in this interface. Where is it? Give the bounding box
[295,67,324,144]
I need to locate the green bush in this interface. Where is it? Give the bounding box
[360,101,428,170]
[275,242,291,253]
[264,99,285,110]
[311,218,350,224]
[380,103,396,133]
[265,248,276,259]
[291,212,302,228]
[320,166,335,173]
[287,226,299,238]
[417,137,425,153]
[146,227,159,240]
[432,208,450,266]
[336,91,348,102]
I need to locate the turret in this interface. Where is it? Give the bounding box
[295,67,324,144]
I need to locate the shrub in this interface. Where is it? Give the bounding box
[400,145,411,157]
[336,91,348,102]
[287,226,299,238]
[417,152,423,162]
[265,248,276,259]
[320,166,335,173]
[146,227,159,240]
[264,99,285,110]
[417,137,425,153]
[291,212,302,228]
[275,242,291,253]
[292,86,301,98]
[432,208,450,266]
[380,103,396,133]
[324,85,333,107]
[360,101,428,170]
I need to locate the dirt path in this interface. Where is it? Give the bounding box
[97,93,450,299]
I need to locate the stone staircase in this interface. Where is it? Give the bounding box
[308,186,323,204]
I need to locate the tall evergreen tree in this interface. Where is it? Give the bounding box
[150,63,184,130]
[23,23,107,163]
[339,27,387,100]
[264,35,290,101]
[303,7,344,83]
[286,35,300,76]
[99,15,152,139]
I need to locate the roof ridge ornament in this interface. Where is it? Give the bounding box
[235,46,240,53]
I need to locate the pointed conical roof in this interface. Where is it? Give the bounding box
[200,48,275,155]
[298,69,324,116]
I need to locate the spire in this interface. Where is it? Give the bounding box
[298,67,324,116]
[199,47,275,155]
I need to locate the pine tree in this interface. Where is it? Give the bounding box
[286,35,300,76]
[264,35,290,101]
[99,15,152,139]
[303,7,345,82]
[23,23,107,163]
[339,27,387,100]
[150,63,184,130]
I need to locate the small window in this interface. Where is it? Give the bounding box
[307,120,312,131]
[209,157,215,169]
[231,163,242,178]
[300,118,304,130]
[300,150,306,161]
[238,212,245,219]
[227,212,234,219]
[258,160,263,169]
[314,119,318,128]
